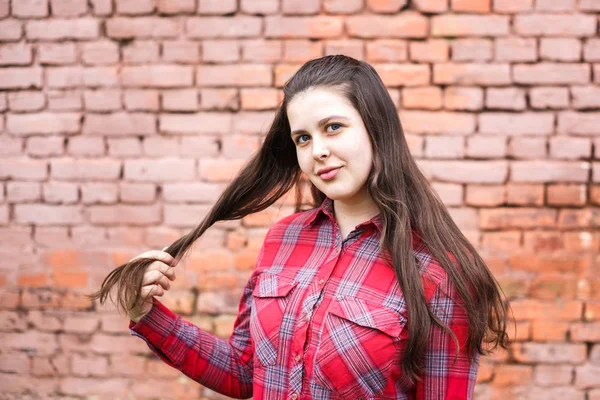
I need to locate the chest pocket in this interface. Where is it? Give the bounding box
[250,273,298,366]
[314,296,407,399]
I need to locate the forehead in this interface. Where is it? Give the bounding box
[287,88,356,124]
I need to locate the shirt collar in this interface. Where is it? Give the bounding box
[303,196,383,234]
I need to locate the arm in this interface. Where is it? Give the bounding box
[415,277,480,400]
[129,261,263,399]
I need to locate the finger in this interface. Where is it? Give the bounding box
[141,284,164,298]
[142,270,171,290]
[146,261,176,281]
[130,250,176,267]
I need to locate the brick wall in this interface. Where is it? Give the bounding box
[1,0,599,398]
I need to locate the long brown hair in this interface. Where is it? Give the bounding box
[90,54,509,383]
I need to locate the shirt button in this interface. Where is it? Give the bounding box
[295,353,302,362]
[318,278,324,285]
[291,394,298,400]
[305,313,310,321]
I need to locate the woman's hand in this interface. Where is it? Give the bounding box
[128,247,177,323]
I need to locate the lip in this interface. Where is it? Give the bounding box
[317,166,342,176]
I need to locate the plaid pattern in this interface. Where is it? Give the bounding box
[130,196,479,399]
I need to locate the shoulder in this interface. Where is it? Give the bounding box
[413,243,461,305]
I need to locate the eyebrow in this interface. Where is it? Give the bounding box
[290,115,350,137]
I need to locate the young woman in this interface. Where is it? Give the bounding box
[92,55,509,399]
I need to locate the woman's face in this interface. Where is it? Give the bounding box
[287,87,374,203]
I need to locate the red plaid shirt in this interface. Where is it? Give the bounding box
[130,196,479,399]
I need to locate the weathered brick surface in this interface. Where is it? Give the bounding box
[1,1,598,399]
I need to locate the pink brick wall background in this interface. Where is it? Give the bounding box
[1,0,600,398]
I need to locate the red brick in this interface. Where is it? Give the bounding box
[549,137,591,160]
[571,322,600,342]
[240,0,278,13]
[373,64,430,86]
[557,208,598,228]
[346,13,428,38]
[431,183,463,206]
[0,136,21,158]
[366,40,408,62]
[443,87,483,110]
[89,0,112,14]
[108,138,142,157]
[432,15,509,37]
[493,364,532,386]
[15,204,83,225]
[61,377,129,396]
[157,0,195,14]
[517,63,590,85]
[531,320,570,341]
[124,89,159,111]
[0,67,42,89]
[559,112,600,135]
[8,91,45,111]
[0,159,47,181]
[197,64,272,87]
[164,204,210,227]
[198,158,247,182]
[142,136,179,156]
[434,63,510,85]
[186,16,262,38]
[534,365,574,387]
[43,182,79,204]
[115,0,154,14]
[266,16,344,39]
[161,182,219,203]
[572,86,600,109]
[161,40,200,63]
[507,137,547,159]
[0,351,29,374]
[71,354,108,377]
[452,0,490,12]
[428,161,507,184]
[122,40,159,64]
[26,137,64,157]
[323,0,363,13]
[400,111,475,135]
[120,65,193,88]
[451,39,492,61]
[325,39,364,60]
[124,159,195,181]
[366,0,408,13]
[84,112,156,136]
[203,39,241,63]
[83,66,119,87]
[530,87,569,109]
[81,41,119,65]
[580,0,600,9]
[13,0,48,17]
[81,183,118,204]
[514,14,597,37]
[402,87,442,110]
[199,89,238,111]
[494,38,537,62]
[486,87,526,110]
[0,0,7,17]
[198,0,236,13]
[282,0,319,14]
[512,161,589,183]
[240,88,280,110]
[0,20,22,41]
[83,89,121,112]
[480,208,556,229]
[180,136,219,157]
[409,40,448,62]
[89,204,161,225]
[584,39,600,62]
[511,299,583,321]
[48,90,82,110]
[159,112,232,135]
[523,231,563,252]
[585,302,600,321]
[26,19,99,40]
[0,43,33,66]
[51,159,120,181]
[540,38,581,62]
[466,136,506,158]
[283,39,323,62]
[119,182,156,203]
[493,0,532,12]
[51,0,87,16]
[537,0,576,10]
[274,63,301,86]
[106,17,179,39]
[425,136,464,159]
[466,185,505,207]
[7,112,80,136]
[161,89,198,111]
[7,182,41,203]
[242,39,282,62]
[479,112,554,136]
[37,42,76,65]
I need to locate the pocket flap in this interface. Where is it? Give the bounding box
[328,297,407,338]
[252,273,298,298]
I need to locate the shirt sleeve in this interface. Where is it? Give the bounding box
[415,277,480,400]
[129,261,263,399]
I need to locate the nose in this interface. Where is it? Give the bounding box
[311,135,329,161]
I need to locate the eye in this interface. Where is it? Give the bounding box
[295,134,310,145]
[326,123,343,132]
